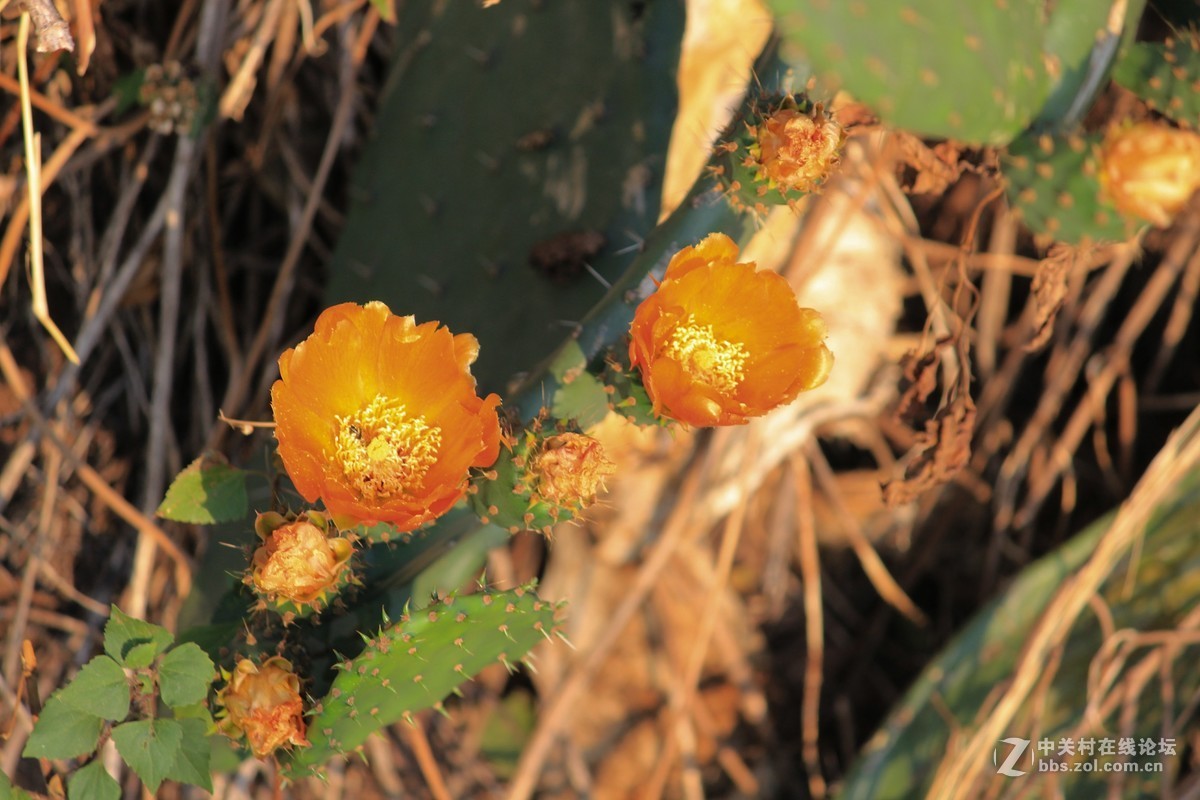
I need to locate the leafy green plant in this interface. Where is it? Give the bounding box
[23,607,217,795]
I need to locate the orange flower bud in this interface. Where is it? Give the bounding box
[629,233,833,427]
[750,105,845,195]
[1098,121,1200,228]
[249,514,353,612]
[216,657,310,759]
[529,433,616,508]
[270,302,502,530]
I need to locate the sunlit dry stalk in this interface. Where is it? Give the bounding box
[17,13,79,364]
[792,452,827,798]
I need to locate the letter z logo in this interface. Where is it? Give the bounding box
[994,737,1031,777]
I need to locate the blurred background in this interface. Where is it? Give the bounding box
[2,0,1200,797]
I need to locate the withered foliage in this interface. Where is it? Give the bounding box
[883,336,977,507]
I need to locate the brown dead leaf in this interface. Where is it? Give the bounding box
[891,131,964,195]
[1026,243,1090,352]
[883,389,976,507]
[894,338,950,418]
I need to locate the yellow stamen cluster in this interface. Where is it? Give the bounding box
[334,395,441,500]
[664,315,748,394]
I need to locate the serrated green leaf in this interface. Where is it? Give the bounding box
[111,719,183,793]
[104,606,173,668]
[125,644,158,671]
[157,643,215,708]
[67,760,120,800]
[164,718,213,792]
[156,454,249,524]
[58,656,130,721]
[22,697,104,760]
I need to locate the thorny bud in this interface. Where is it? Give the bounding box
[528,433,616,508]
[471,425,615,535]
[247,511,354,616]
[748,103,845,196]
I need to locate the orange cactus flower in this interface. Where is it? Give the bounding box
[629,233,833,426]
[271,302,502,530]
[216,657,310,759]
[1098,121,1200,228]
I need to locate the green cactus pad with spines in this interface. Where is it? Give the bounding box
[286,585,560,774]
[1113,37,1200,127]
[838,465,1200,799]
[1003,132,1130,243]
[767,0,1050,144]
[325,0,684,391]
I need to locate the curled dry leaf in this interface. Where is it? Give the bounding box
[885,334,976,507]
[894,338,949,418]
[1026,244,1089,352]
[890,131,964,196]
[883,389,976,508]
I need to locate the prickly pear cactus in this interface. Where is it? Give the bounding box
[286,585,560,774]
[1113,36,1200,127]
[326,0,684,390]
[1003,132,1129,243]
[766,0,1051,144]
[838,467,1200,799]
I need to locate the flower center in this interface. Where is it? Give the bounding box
[334,395,442,500]
[663,315,748,394]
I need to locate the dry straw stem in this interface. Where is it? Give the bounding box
[399,717,453,800]
[505,454,713,800]
[927,401,1200,798]
[0,337,193,598]
[1014,214,1200,528]
[792,451,827,798]
[208,19,361,452]
[16,12,79,365]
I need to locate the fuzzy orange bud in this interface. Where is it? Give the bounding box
[529,433,616,508]
[751,105,845,195]
[1098,121,1200,228]
[249,515,353,611]
[216,657,310,759]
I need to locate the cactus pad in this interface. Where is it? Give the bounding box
[767,0,1050,144]
[1003,132,1130,243]
[1113,37,1200,128]
[325,0,684,391]
[286,585,561,773]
